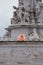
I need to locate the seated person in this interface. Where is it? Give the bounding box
[17,34,26,41]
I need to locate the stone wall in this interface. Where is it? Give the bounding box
[11,27,43,41]
[0,41,43,65]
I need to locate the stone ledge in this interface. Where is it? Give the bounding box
[5,24,43,31]
[0,41,43,45]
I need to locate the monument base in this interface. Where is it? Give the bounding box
[0,41,43,65]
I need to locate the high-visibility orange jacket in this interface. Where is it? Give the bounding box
[18,34,26,41]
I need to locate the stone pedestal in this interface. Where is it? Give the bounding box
[0,41,43,65]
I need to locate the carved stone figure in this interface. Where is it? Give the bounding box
[11,11,21,24]
[34,2,41,23]
[30,0,41,23]
[13,5,26,24]
[35,3,41,16]
[30,0,36,23]
[18,5,25,23]
[18,5,30,24]
[24,11,30,23]
[29,29,40,41]
[13,3,30,24]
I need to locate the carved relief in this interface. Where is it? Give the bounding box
[13,1,30,24]
[12,0,41,24]
[29,29,40,41]
[34,3,41,20]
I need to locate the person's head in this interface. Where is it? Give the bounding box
[21,35,23,37]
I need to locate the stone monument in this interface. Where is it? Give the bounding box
[4,0,43,41]
[0,1,43,65]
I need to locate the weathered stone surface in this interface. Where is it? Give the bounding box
[0,42,43,65]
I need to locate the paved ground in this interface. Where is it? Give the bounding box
[0,45,43,65]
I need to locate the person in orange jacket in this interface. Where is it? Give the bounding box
[18,34,26,41]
